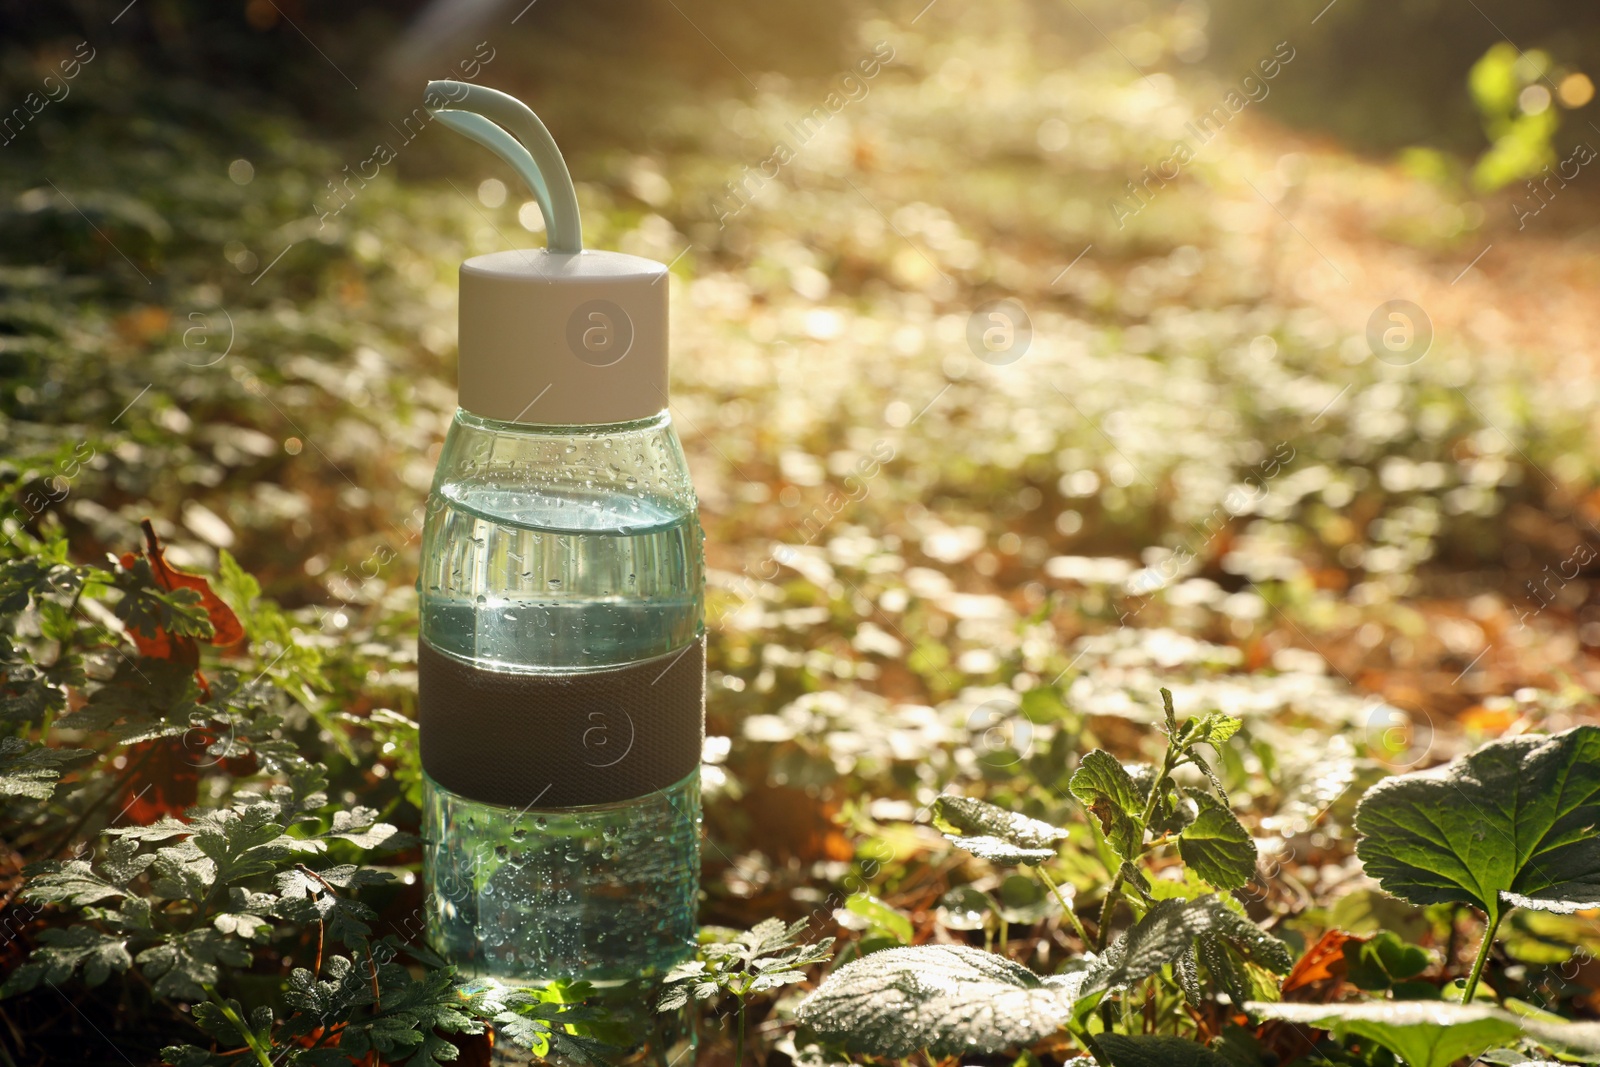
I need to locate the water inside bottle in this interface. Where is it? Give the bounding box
[419,480,703,1058]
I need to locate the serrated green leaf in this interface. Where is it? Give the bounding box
[933,795,1069,850]
[159,1045,231,1067]
[1354,726,1600,921]
[0,737,93,799]
[1099,1033,1231,1066]
[795,944,1083,1058]
[191,998,272,1047]
[1069,751,1143,860]
[494,984,614,1065]
[1178,795,1257,891]
[104,817,193,843]
[657,918,830,1016]
[1188,711,1242,749]
[20,858,128,907]
[0,926,131,996]
[945,834,1057,866]
[328,806,413,850]
[1245,1001,1524,1067]
[1084,896,1289,1001]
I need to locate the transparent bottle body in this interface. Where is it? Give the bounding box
[418,409,703,1056]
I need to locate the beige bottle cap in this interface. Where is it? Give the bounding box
[426,80,672,427]
[459,248,668,426]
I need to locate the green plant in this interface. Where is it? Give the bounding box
[656,918,834,1066]
[1468,43,1562,192]
[794,706,1600,1066]
[0,529,615,1064]
[1354,726,1600,1002]
[796,692,1288,1065]
[1342,931,1433,999]
[1246,1000,1600,1067]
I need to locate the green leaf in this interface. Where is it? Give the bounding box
[192,998,273,1047]
[1520,1016,1600,1058]
[0,737,93,800]
[994,873,1059,924]
[136,929,251,1000]
[933,795,1070,850]
[1099,1033,1231,1067]
[0,927,131,996]
[1354,726,1600,921]
[1186,710,1242,749]
[21,857,130,907]
[1069,751,1143,860]
[1344,931,1431,992]
[1084,896,1289,1001]
[845,893,914,944]
[493,984,614,1065]
[1245,1001,1524,1067]
[945,834,1057,866]
[328,806,413,850]
[657,919,832,1015]
[159,1046,235,1067]
[795,944,1083,1058]
[1177,795,1257,891]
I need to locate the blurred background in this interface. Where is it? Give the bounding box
[6,0,1600,1056]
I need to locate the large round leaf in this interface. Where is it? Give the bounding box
[1354,726,1600,920]
[795,944,1083,1057]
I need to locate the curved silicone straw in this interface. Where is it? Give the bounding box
[430,110,557,237]
[425,80,584,254]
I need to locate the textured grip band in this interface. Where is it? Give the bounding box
[418,636,704,809]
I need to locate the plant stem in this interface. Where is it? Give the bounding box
[1038,867,1091,946]
[737,1001,746,1067]
[1096,735,1181,950]
[206,988,274,1067]
[1461,909,1504,1004]
[1095,870,1123,952]
[1068,1022,1112,1067]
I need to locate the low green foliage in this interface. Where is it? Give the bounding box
[0,538,610,1064]
[1355,726,1600,1001]
[1355,726,1600,921]
[796,944,1083,1058]
[1246,1000,1600,1067]
[1344,931,1433,997]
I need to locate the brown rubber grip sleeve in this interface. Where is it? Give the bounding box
[417,635,704,809]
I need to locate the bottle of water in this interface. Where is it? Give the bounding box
[415,81,703,1061]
